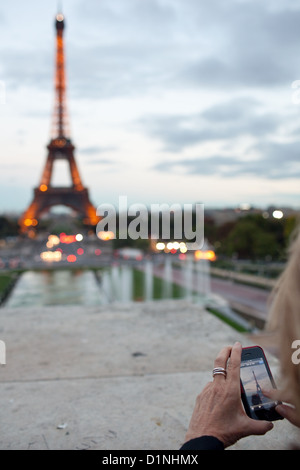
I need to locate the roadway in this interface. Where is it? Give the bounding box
[210,276,271,327]
[211,276,269,314]
[150,262,271,328]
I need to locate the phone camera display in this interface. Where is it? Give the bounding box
[241,358,277,416]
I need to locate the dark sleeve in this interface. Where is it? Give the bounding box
[180,436,224,450]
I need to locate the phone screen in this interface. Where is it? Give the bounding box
[240,349,283,421]
[240,357,277,415]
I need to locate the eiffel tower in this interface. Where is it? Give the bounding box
[19,12,99,233]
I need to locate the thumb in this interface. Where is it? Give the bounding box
[247,419,274,437]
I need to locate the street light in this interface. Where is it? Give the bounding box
[272,210,283,219]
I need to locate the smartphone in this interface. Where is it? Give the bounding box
[240,346,283,421]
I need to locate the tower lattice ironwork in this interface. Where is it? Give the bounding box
[19,12,99,233]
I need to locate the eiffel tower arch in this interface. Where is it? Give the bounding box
[19,12,99,233]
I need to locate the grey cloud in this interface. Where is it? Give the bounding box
[73,0,298,99]
[252,140,300,167]
[85,158,117,166]
[76,0,177,37]
[79,145,118,155]
[177,2,300,90]
[155,156,238,176]
[84,157,125,173]
[154,140,300,180]
[67,39,183,100]
[2,49,52,90]
[139,97,281,152]
[149,95,300,180]
[201,98,259,122]
[78,146,119,166]
[4,0,300,100]
[0,9,5,24]
[180,56,292,90]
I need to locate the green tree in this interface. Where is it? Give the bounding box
[219,214,284,260]
[0,216,19,237]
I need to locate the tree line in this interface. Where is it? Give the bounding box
[0,212,298,261]
[205,213,299,261]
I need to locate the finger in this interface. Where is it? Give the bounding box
[261,388,282,401]
[227,341,242,384]
[263,388,294,405]
[213,345,232,380]
[214,345,232,369]
[276,404,300,427]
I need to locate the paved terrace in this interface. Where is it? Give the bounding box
[0,300,298,450]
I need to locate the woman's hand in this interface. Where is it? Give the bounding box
[184,342,274,448]
[263,388,300,428]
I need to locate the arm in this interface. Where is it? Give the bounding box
[180,436,224,450]
[182,342,273,449]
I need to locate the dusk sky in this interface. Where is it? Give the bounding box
[1,0,300,214]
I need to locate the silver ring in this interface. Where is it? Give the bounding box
[212,367,227,378]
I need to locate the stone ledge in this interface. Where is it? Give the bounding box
[0,300,297,450]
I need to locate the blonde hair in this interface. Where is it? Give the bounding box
[267,226,300,412]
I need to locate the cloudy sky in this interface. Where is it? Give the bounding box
[1,0,300,214]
